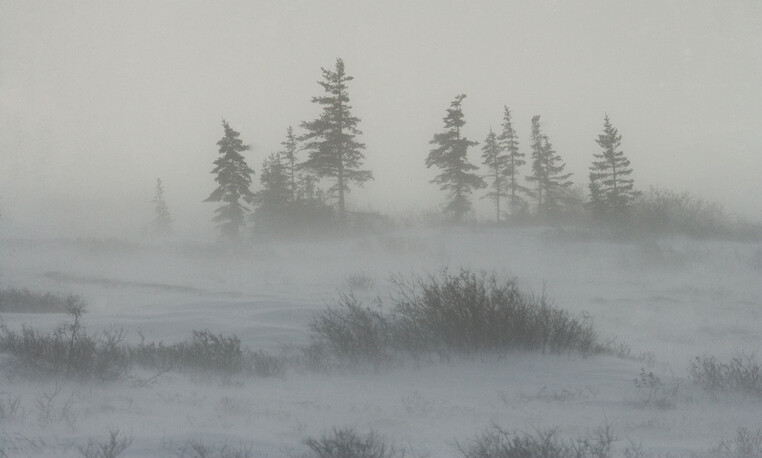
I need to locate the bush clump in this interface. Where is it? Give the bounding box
[0,304,130,381]
[631,187,761,240]
[391,270,601,356]
[690,352,762,397]
[309,292,394,367]
[304,427,403,458]
[308,269,604,366]
[458,424,614,458]
[131,330,244,375]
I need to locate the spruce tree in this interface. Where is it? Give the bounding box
[300,58,371,221]
[253,153,292,231]
[589,115,636,220]
[527,115,572,218]
[498,106,528,214]
[426,94,485,222]
[481,128,508,222]
[150,178,172,236]
[279,126,299,202]
[205,119,255,240]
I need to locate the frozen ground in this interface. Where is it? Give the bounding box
[1,226,761,456]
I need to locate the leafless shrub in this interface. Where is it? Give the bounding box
[632,187,761,240]
[390,269,603,357]
[245,349,286,377]
[131,330,243,375]
[304,427,404,458]
[457,423,615,458]
[344,271,375,291]
[690,352,762,397]
[35,384,77,429]
[632,368,678,409]
[692,428,762,458]
[308,292,395,367]
[0,394,24,422]
[79,429,133,458]
[0,305,130,381]
[173,438,254,458]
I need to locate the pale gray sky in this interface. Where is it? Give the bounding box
[1,0,760,236]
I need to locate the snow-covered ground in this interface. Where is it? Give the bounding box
[1,227,761,456]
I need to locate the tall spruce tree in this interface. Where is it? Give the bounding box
[481,128,508,222]
[150,178,172,236]
[300,58,371,221]
[279,126,299,202]
[589,114,636,220]
[205,119,255,240]
[498,106,528,214]
[527,115,572,218]
[426,94,485,222]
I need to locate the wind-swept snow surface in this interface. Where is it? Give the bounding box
[1,227,761,456]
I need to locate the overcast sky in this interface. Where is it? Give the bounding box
[1,0,760,236]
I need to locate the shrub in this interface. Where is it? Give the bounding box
[461,425,614,458]
[172,439,254,458]
[307,270,605,368]
[0,305,130,381]
[632,368,678,409]
[344,271,375,291]
[308,293,394,367]
[711,427,762,458]
[304,427,403,458]
[457,424,615,458]
[690,352,762,397]
[79,430,133,458]
[131,330,243,375]
[245,349,286,377]
[631,187,761,240]
[390,269,602,356]
[0,288,84,313]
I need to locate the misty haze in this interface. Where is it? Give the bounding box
[1,1,761,457]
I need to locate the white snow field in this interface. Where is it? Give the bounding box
[1,226,761,456]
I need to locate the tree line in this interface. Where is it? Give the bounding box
[151,58,638,240]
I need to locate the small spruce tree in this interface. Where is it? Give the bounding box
[150,178,172,236]
[279,126,299,202]
[427,94,485,222]
[498,106,528,215]
[589,114,637,220]
[252,153,292,231]
[205,119,255,240]
[481,128,508,222]
[527,115,573,218]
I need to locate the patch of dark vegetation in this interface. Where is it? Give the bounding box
[0,288,84,313]
[457,423,615,458]
[690,352,762,397]
[707,427,762,458]
[630,188,762,241]
[308,269,605,367]
[171,438,255,458]
[308,293,394,368]
[304,427,405,458]
[0,306,285,381]
[632,368,678,409]
[131,330,244,375]
[0,304,130,381]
